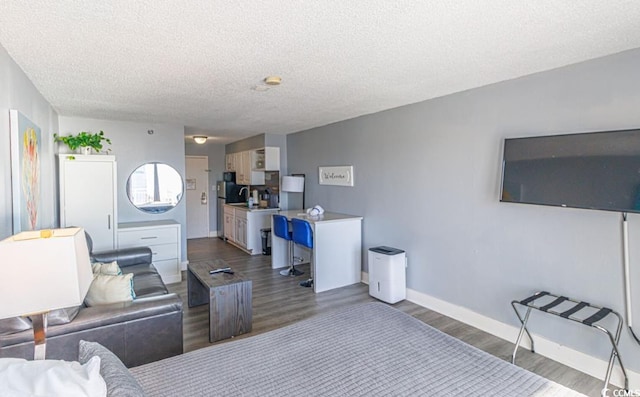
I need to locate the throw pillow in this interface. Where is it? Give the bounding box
[0,316,31,335]
[85,273,135,307]
[0,356,106,397]
[92,261,122,276]
[79,340,147,397]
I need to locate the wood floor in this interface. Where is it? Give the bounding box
[169,237,604,396]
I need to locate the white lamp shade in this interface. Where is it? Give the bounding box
[0,228,93,319]
[281,176,305,193]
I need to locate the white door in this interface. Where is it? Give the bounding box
[185,156,210,239]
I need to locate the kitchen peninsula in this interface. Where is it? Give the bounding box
[224,203,278,255]
[271,210,363,293]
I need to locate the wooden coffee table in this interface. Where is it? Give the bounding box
[187,259,252,342]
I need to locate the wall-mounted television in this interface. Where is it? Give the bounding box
[500,128,640,213]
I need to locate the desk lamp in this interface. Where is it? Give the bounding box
[281,174,305,210]
[0,227,93,360]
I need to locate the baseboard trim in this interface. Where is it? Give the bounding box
[361,271,369,284]
[209,231,220,238]
[180,260,189,271]
[360,271,638,389]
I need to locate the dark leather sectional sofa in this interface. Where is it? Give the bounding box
[0,243,183,367]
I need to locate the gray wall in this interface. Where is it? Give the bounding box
[58,117,188,262]
[226,134,265,153]
[287,48,640,370]
[185,141,226,235]
[0,44,59,239]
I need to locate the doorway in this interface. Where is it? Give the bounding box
[185,156,210,239]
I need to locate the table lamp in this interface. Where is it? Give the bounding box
[281,175,305,210]
[0,227,93,360]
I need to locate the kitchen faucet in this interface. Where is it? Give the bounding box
[239,186,249,200]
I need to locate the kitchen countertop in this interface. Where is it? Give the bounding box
[224,203,280,212]
[277,210,363,223]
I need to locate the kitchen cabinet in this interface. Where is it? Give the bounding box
[237,151,266,185]
[223,204,277,255]
[224,205,235,241]
[226,152,242,174]
[59,155,117,251]
[225,154,235,171]
[118,220,182,284]
[252,147,280,171]
[234,209,247,248]
[227,147,280,185]
[245,210,275,253]
[236,151,250,185]
[234,153,243,183]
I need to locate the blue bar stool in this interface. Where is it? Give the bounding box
[273,214,304,276]
[291,218,313,288]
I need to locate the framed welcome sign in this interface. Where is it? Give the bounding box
[318,165,354,187]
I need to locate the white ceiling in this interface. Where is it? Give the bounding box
[1,1,640,144]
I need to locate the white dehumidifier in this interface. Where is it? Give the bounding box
[368,246,406,304]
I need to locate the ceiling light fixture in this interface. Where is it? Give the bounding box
[264,76,282,86]
[193,136,207,144]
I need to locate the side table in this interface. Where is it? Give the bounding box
[187,260,252,342]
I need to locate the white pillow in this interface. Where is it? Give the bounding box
[85,273,135,307]
[92,261,122,276]
[0,356,106,397]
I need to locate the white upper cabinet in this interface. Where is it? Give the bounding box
[252,147,280,171]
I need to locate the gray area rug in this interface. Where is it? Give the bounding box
[130,302,585,396]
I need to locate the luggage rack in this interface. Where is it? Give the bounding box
[511,291,628,391]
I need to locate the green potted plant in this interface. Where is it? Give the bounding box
[54,131,112,154]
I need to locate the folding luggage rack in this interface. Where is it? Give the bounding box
[511,291,628,391]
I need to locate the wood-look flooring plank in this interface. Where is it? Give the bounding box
[168,237,605,397]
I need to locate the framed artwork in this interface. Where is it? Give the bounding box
[319,165,354,187]
[186,178,197,190]
[10,110,42,233]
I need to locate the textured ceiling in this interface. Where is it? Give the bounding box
[1,1,640,143]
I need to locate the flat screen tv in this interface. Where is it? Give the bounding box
[500,128,640,213]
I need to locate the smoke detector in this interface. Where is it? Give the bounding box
[264,76,282,86]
